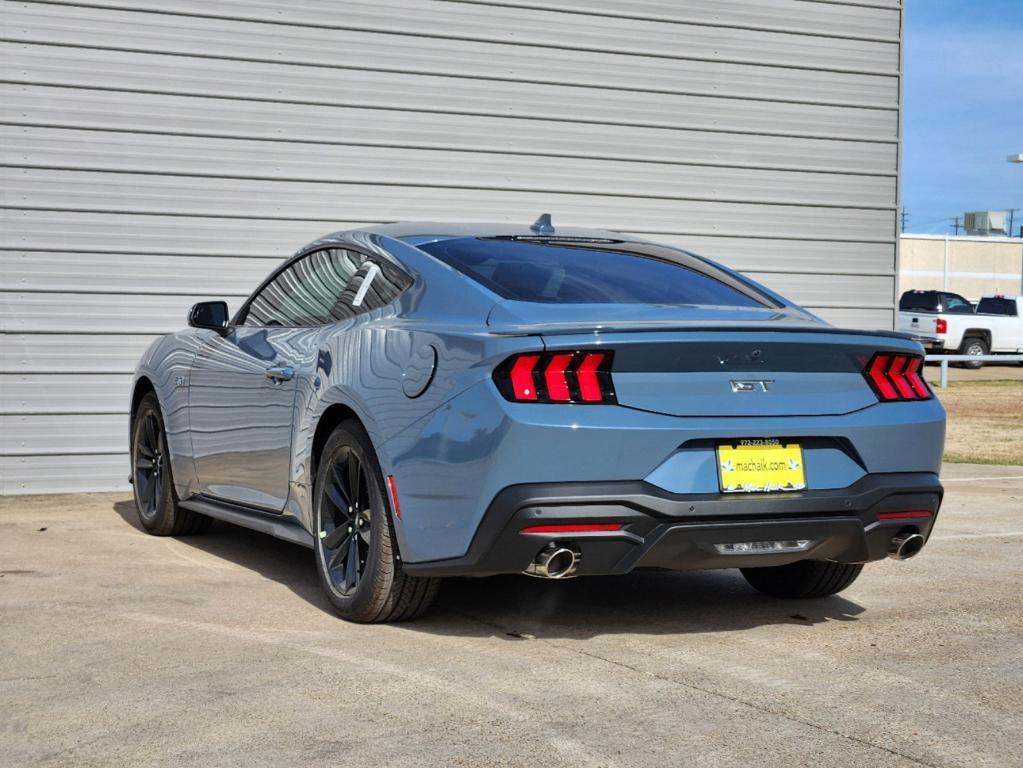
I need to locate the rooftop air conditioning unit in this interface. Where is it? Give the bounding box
[964,211,1007,235]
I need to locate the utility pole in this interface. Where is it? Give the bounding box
[1007,208,1019,237]
[900,207,909,233]
[949,216,962,235]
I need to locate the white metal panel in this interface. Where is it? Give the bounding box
[2,44,899,141]
[3,251,277,296]
[7,4,898,107]
[1,413,126,456]
[5,169,896,240]
[0,334,159,374]
[1,292,234,334]
[0,374,132,414]
[2,84,899,175]
[0,0,903,494]
[0,454,130,494]
[447,0,901,40]
[32,0,901,70]
[0,209,349,256]
[1,126,897,208]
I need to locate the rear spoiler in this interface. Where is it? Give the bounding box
[489,321,921,343]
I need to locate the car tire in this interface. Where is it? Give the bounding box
[740,560,863,599]
[131,392,212,536]
[313,420,439,622]
[958,337,988,369]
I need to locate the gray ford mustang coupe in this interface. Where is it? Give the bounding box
[130,217,945,622]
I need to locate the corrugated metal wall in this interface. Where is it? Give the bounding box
[0,0,903,494]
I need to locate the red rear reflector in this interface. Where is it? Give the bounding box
[509,354,540,401]
[520,523,623,534]
[878,510,933,520]
[495,350,616,404]
[935,318,948,334]
[544,353,574,402]
[386,475,402,520]
[863,353,931,403]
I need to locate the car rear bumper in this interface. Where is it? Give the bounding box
[401,472,943,577]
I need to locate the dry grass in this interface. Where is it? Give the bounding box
[935,380,1023,465]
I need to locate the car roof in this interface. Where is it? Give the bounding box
[315,219,641,247]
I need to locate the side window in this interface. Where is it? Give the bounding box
[243,249,364,327]
[944,294,973,314]
[340,260,413,313]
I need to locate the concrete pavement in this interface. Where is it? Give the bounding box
[1,464,1021,768]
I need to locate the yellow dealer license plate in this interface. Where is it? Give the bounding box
[717,440,806,493]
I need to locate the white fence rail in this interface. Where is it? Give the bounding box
[925,354,1023,388]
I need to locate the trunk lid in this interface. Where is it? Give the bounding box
[488,302,917,418]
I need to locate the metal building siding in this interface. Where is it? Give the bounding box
[0,0,903,494]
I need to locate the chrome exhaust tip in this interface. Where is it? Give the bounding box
[525,544,581,579]
[888,531,925,561]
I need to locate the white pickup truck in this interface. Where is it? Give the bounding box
[897,292,1023,368]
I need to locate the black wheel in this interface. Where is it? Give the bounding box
[314,420,439,622]
[131,393,212,536]
[741,560,863,599]
[958,337,987,369]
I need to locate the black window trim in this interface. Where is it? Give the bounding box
[232,245,412,328]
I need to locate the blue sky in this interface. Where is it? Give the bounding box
[902,0,1022,234]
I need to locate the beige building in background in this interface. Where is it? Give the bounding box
[899,235,1023,300]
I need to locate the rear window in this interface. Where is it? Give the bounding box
[976,297,1018,316]
[899,291,939,312]
[418,237,770,308]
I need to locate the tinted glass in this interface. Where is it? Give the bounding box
[243,249,363,327]
[943,294,974,313]
[899,291,939,311]
[419,238,767,307]
[976,297,1018,316]
[341,261,413,313]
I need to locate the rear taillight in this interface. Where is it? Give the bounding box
[495,351,616,404]
[935,318,947,334]
[863,353,932,402]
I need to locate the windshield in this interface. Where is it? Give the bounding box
[418,237,772,308]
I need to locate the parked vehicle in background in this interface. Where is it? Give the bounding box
[897,291,1023,368]
[898,290,975,315]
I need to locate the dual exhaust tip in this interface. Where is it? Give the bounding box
[526,532,924,575]
[525,544,581,579]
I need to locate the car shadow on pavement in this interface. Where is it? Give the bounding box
[113,501,865,639]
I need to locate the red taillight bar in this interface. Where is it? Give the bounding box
[495,351,616,404]
[520,523,623,534]
[863,353,932,402]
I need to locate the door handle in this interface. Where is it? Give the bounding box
[265,366,295,382]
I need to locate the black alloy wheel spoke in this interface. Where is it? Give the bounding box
[323,525,351,551]
[134,411,164,516]
[319,447,372,596]
[347,453,362,510]
[327,464,351,514]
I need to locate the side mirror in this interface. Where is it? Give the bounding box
[188,301,230,333]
